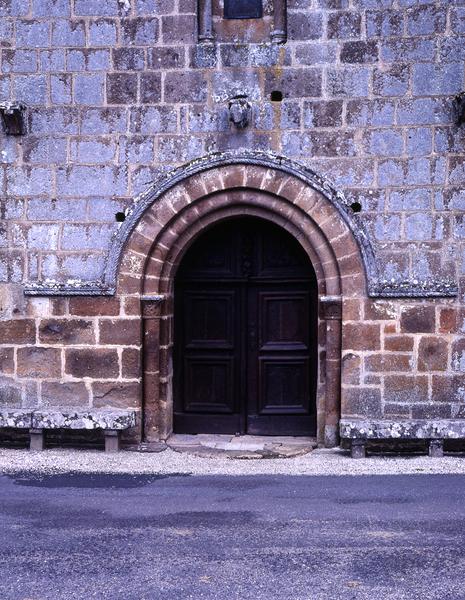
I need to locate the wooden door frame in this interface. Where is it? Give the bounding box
[118,164,367,448]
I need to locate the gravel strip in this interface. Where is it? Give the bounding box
[1,447,465,476]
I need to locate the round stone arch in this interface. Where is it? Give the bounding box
[114,156,369,447]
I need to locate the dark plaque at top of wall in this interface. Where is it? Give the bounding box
[224,0,263,19]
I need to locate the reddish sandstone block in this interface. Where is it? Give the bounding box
[341,353,361,385]
[439,307,458,333]
[0,348,14,374]
[384,335,414,352]
[411,404,451,419]
[92,381,141,408]
[39,319,96,345]
[384,403,410,418]
[342,298,361,321]
[365,354,412,372]
[122,348,141,379]
[65,349,119,379]
[99,318,141,345]
[342,387,382,418]
[69,297,120,317]
[42,382,90,406]
[384,375,428,403]
[0,320,36,344]
[400,306,435,333]
[342,323,381,351]
[431,375,462,403]
[364,300,396,321]
[418,336,448,371]
[17,347,61,378]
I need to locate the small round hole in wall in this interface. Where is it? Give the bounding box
[115,212,126,222]
[350,202,362,213]
[270,90,283,102]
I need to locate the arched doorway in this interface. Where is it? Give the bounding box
[173,216,318,436]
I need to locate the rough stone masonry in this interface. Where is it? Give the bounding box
[0,0,464,446]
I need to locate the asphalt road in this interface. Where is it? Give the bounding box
[0,472,465,600]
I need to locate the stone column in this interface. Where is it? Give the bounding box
[320,295,342,448]
[271,0,287,44]
[198,0,214,42]
[141,295,165,442]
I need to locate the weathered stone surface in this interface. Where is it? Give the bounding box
[31,409,136,430]
[0,410,32,428]
[340,419,465,440]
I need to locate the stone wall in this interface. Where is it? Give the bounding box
[0,0,464,439]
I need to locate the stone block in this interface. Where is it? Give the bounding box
[16,20,50,48]
[135,0,175,15]
[56,166,127,197]
[41,381,90,406]
[384,336,414,352]
[74,73,104,105]
[80,107,127,134]
[2,49,37,73]
[112,48,145,71]
[346,99,395,126]
[303,100,343,128]
[326,67,370,97]
[367,129,403,156]
[121,348,141,379]
[385,375,429,403]
[264,68,322,99]
[67,49,111,71]
[22,136,68,164]
[341,353,361,385]
[381,39,435,63]
[452,338,465,373]
[327,11,361,39]
[33,0,70,16]
[121,17,159,45]
[407,5,446,36]
[0,348,14,374]
[366,9,403,38]
[74,0,119,16]
[51,74,72,104]
[89,19,117,46]
[295,42,337,65]
[140,72,162,103]
[119,135,154,164]
[189,44,217,69]
[287,12,323,40]
[451,8,465,34]
[164,71,208,103]
[0,0,30,15]
[0,318,36,344]
[130,106,178,133]
[39,319,95,345]
[411,405,451,419]
[17,347,62,378]
[92,381,140,408]
[0,409,32,428]
[30,107,79,134]
[343,388,383,418]
[27,198,87,221]
[70,138,116,164]
[418,336,448,372]
[13,74,47,104]
[40,49,65,71]
[31,409,136,429]
[148,46,185,69]
[69,297,120,317]
[439,308,458,334]
[65,348,119,378]
[342,323,381,351]
[61,224,114,250]
[397,98,449,125]
[374,64,409,97]
[341,41,378,63]
[400,306,435,334]
[99,318,141,345]
[51,19,86,46]
[158,135,203,162]
[365,354,412,373]
[161,15,196,43]
[413,63,464,96]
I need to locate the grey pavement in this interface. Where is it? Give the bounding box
[1,472,465,600]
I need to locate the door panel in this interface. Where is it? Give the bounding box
[174,216,317,436]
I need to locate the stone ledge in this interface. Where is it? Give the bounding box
[30,409,136,431]
[0,410,32,429]
[340,419,465,440]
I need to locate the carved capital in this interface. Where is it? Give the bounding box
[141,294,165,319]
[320,295,342,320]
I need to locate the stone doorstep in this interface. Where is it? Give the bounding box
[166,434,318,459]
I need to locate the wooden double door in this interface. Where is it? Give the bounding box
[174,217,318,436]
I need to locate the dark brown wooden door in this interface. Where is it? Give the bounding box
[174,217,318,436]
